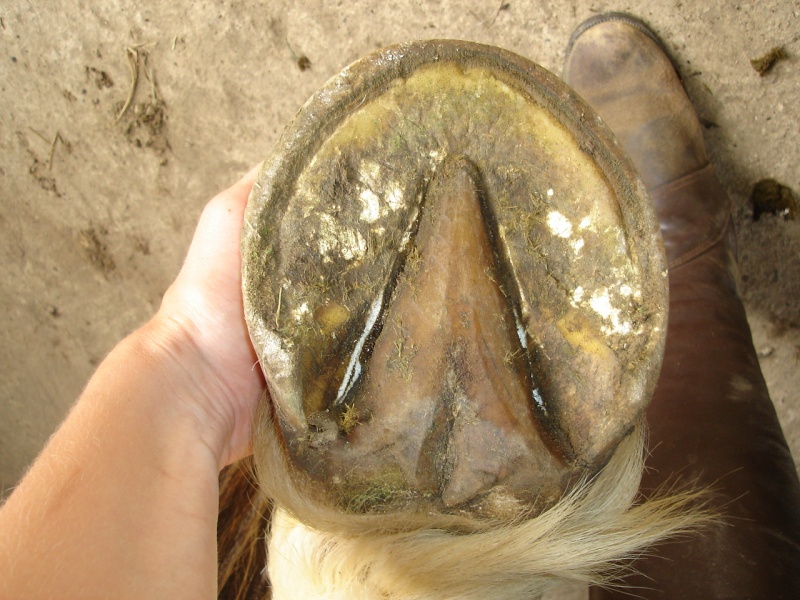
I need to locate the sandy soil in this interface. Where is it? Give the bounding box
[1,2,798,594]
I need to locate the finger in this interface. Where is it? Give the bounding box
[238,162,262,187]
[203,162,263,226]
[200,162,264,239]
[177,164,263,282]
[224,162,263,203]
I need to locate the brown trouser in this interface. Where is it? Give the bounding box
[591,166,800,598]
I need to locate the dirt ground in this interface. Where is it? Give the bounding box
[1,0,798,594]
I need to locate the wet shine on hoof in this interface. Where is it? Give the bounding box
[242,40,667,520]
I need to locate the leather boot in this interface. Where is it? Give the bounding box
[564,13,800,598]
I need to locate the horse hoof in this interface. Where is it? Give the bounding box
[242,40,667,520]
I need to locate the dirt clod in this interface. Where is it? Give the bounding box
[338,403,361,434]
[85,66,114,89]
[78,227,116,273]
[28,158,59,195]
[133,235,151,255]
[119,99,169,154]
[750,46,788,76]
[113,46,170,156]
[297,55,311,71]
[750,179,797,221]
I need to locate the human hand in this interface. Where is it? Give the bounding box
[0,166,269,599]
[144,165,266,468]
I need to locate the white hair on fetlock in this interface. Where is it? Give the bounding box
[254,404,712,600]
